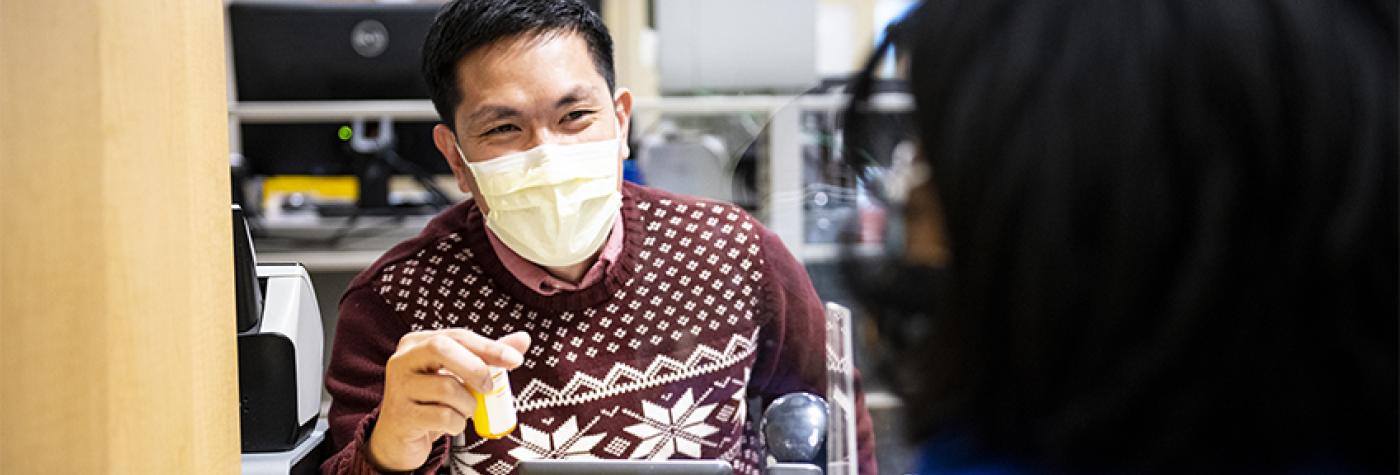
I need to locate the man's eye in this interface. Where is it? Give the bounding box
[484,124,523,136]
[563,110,595,122]
[482,124,519,136]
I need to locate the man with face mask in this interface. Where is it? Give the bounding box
[320,1,876,474]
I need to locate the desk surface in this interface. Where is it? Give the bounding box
[241,418,328,475]
[253,214,429,272]
[250,202,884,272]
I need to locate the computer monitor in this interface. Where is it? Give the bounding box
[229,0,598,101]
[228,2,450,216]
[229,2,437,102]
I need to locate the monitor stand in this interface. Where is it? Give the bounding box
[315,203,434,218]
[318,116,452,218]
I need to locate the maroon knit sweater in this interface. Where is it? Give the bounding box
[321,183,876,475]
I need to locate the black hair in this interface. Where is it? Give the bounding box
[845,0,1397,471]
[422,0,615,129]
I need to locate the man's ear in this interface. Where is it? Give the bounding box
[613,87,633,159]
[432,124,481,201]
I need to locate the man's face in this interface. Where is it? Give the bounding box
[432,31,632,213]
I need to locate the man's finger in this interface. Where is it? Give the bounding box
[404,373,476,421]
[498,332,532,359]
[396,330,437,351]
[436,329,526,369]
[398,335,494,393]
[410,403,468,437]
[396,328,527,370]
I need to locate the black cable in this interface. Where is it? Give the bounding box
[322,213,407,247]
[253,214,409,249]
[380,148,454,209]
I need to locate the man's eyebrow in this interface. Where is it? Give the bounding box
[468,105,521,126]
[466,86,596,126]
[554,85,596,109]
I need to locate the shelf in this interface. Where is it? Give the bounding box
[227,93,914,123]
[230,100,438,123]
[256,249,385,273]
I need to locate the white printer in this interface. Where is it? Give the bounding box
[234,205,327,474]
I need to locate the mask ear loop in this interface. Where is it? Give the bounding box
[837,20,939,388]
[841,27,898,200]
[840,21,902,252]
[452,136,493,214]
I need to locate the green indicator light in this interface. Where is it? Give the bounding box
[337,125,353,141]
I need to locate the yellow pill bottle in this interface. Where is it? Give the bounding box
[468,366,518,439]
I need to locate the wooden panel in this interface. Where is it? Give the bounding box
[0,0,239,473]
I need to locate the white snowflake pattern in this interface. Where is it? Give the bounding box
[718,374,749,423]
[449,437,492,475]
[624,389,720,459]
[507,416,605,462]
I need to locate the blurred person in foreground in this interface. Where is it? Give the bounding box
[842,0,1397,472]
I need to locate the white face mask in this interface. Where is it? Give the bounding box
[457,138,622,267]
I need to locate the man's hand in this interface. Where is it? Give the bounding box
[367,329,531,472]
